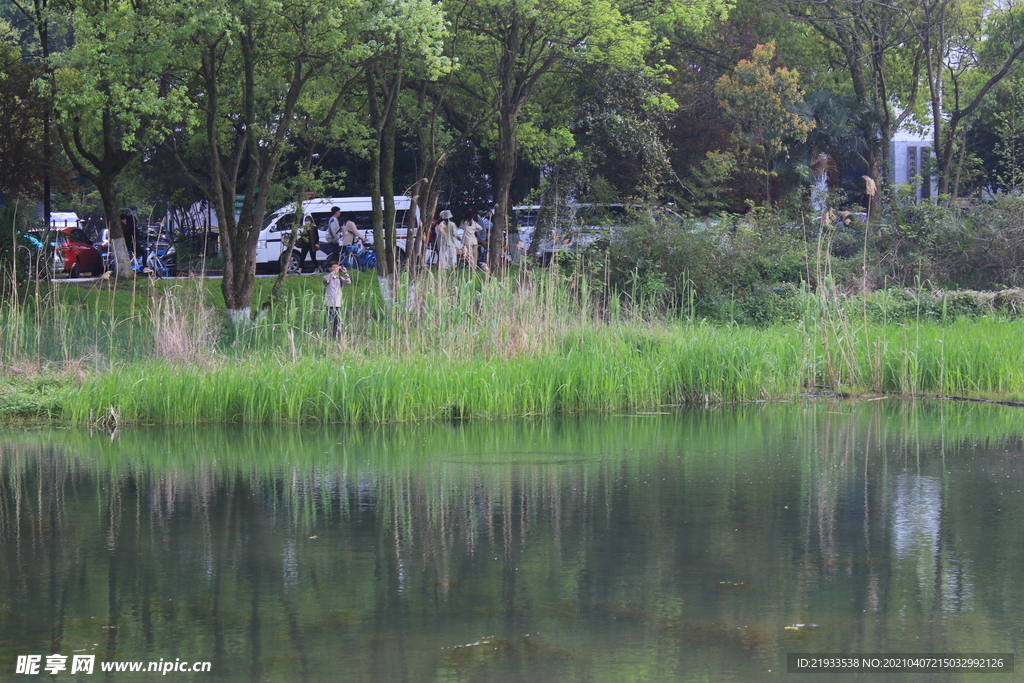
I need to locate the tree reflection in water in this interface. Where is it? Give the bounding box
[0,402,1022,682]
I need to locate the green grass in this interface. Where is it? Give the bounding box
[0,371,70,422]
[3,269,1024,425]
[61,324,808,425]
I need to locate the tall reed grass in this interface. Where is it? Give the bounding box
[62,323,810,424]
[4,266,1024,425]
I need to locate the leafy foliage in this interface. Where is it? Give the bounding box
[0,43,55,199]
[715,42,815,205]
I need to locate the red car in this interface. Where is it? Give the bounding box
[53,227,103,278]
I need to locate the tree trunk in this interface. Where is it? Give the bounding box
[382,95,398,279]
[409,165,442,275]
[97,175,131,276]
[488,112,517,272]
[54,115,135,277]
[218,182,260,324]
[201,27,295,325]
[406,76,449,276]
[868,144,884,220]
[268,203,302,306]
[368,60,402,304]
[367,68,391,306]
[406,177,427,276]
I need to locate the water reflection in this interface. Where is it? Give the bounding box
[0,401,1022,682]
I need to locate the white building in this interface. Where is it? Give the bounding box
[890,128,939,201]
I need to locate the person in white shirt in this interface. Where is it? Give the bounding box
[435,210,458,269]
[459,211,483,267]
[340,215,362,246]
[324,207,343,263]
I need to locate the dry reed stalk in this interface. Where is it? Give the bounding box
[1,360,43,377]
[152,280,219,364]
[64,358,88,385]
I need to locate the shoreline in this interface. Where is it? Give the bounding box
[4,275,1024,427]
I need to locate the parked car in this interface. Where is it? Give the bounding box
[514,203,636,264]
[52,227,103,277]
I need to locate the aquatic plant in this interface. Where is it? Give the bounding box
[3,267,1024,424]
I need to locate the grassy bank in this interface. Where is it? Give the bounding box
[2,269,1024,425]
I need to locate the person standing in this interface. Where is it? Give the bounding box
[479,209,492,244]
[120,211,140,258]
[293,215,320,272]
[340,214,362,247]
[459,211,482,267]
[507,209,521,263]
[478,209,493,263]
[324,206,342,264]
[435,210,458,269]
[323,260,351,338]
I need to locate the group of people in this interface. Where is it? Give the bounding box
[430,208,522,269]
[321,205,525,339]
[294,206,362,273]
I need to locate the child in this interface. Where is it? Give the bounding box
[323,260,351,338]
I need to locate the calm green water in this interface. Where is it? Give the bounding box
[1,401,1023,682]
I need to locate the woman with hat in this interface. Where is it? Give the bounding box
[435,210,458,269]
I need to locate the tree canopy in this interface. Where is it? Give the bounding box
[4,0,1024,308]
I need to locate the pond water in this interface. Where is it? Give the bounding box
[1,401,1022,682]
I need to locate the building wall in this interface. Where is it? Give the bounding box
[890,136,939,201]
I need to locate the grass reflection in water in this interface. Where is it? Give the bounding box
[0,401,1023,682]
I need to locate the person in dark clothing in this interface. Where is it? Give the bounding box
[120,212,141,258]
[293,215,321,272]
[324,207,342,264]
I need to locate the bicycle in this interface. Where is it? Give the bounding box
[339,242,377,271]
[339,244,360,271]
[356,243,377,270]
[107,247,169,278]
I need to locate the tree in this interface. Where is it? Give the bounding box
[715,41,815,205]
[400,73,458,275]
[446,0,732,271]
[990,78,1024,191]
[913,0,1024,196]
[780,0,923,212]
[361,0,450,302]
[163,0,371,322]
[0,37,54,199]
[45,0,193,276]
[796,89,872,195]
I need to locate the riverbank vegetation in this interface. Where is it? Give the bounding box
[2,262,1023,426]
[1,0,1023,431]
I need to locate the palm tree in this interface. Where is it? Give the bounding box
[798,90,876,191]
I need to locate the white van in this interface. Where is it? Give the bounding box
[513,203,636,263]
[255,196,414,272]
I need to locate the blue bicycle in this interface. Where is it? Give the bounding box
[106,225,177,278]
[106,246,169,278]
[340,243,377,271]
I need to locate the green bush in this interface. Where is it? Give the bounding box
[599,210,805,320]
